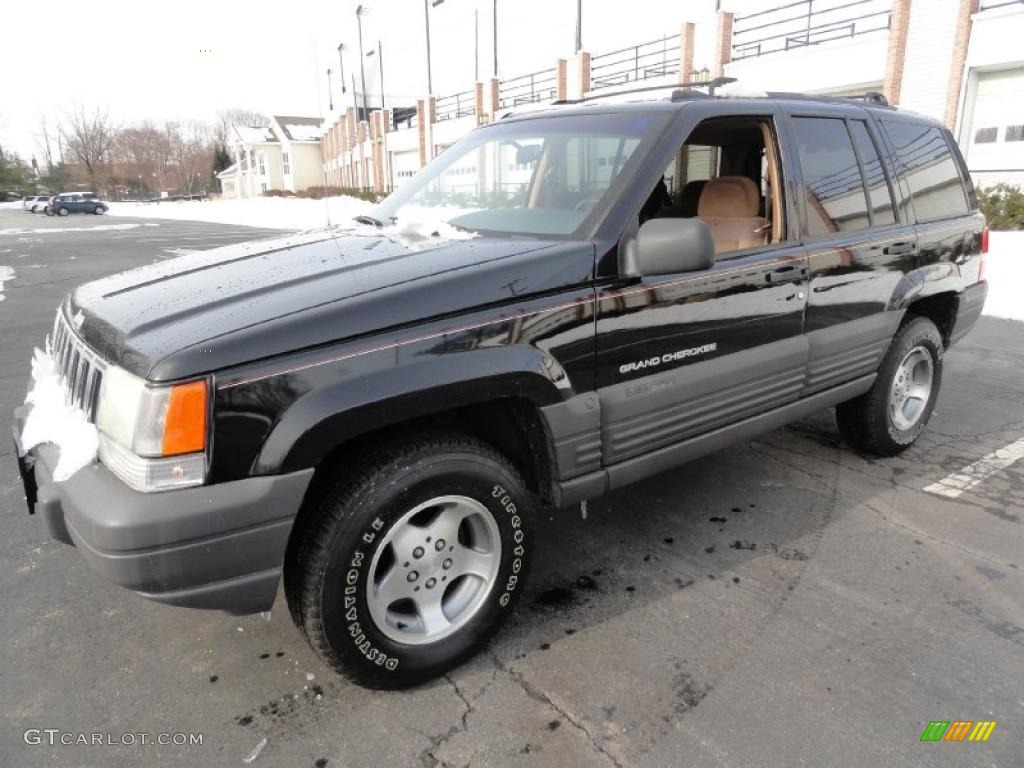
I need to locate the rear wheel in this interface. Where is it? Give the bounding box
[286,433,533,688]
[836,316,943,456]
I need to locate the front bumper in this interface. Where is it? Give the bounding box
[13,405,313,614]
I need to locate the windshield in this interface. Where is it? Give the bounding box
[371,111,668,238]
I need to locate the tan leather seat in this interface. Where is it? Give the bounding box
[697,176,768,253]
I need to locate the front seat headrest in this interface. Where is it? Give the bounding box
[697,176,760,218]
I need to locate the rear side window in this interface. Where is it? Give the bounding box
[792,116,871,237]
[882,120,969,222]
[848,120,896,226]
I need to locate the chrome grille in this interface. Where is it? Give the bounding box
[51,309,108,422]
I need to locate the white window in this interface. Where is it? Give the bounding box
[258,155,266,176]
[261,182,268,193]
[282,152,291,175]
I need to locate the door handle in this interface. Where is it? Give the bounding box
[884,241,916,256]
[766,265,809,284]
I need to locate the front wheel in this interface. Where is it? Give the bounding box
[836,316,943,456]
[286,433,534,688]
[93,206,106,215]
[57,206,69,216]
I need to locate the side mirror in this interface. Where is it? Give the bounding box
[635,218,715,276]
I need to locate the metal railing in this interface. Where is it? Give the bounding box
[979,0,1023,10]
[498,67,559,109]
[435,89,476,122]
[590,34,681,92]
[732,0,891,60]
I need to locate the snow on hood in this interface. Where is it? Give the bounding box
[19,345,99,482]
[356,205,479,251]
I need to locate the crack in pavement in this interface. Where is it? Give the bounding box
[419,675,474,768]
[486,650,625,768]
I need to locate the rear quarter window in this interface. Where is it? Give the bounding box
[882,120,970,222]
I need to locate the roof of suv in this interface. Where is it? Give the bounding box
[496,82,940,127]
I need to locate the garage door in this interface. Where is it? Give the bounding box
[965,67,1024,187]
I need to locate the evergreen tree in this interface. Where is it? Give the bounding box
[210,144,232,192]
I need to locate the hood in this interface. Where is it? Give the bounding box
[69,228,595,381]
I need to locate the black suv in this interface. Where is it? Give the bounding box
[13,87,987,688]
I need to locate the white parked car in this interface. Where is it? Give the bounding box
[22,195,50,213]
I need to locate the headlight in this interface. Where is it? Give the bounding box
[95,366,209,492]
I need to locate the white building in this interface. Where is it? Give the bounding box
[221,115,325,199]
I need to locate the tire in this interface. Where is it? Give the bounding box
[57,207,69,216]
[286,433,534,688]
[93,206,105,215]
[836,316,943,456]
[45,207,54,216]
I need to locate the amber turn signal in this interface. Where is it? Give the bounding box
[162,379,208,456]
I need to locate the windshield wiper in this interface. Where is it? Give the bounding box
[353,214,384,227]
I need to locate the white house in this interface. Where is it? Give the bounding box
[221,115,325,198]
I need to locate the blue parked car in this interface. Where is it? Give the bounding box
[46,192,108,216]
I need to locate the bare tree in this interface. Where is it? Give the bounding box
[214,108,268,145]
[36,114,57,170]
[61,105,121,181]
[165,121,214,196]
[112,121,172,191]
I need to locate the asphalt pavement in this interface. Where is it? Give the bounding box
[1,207,1021,768]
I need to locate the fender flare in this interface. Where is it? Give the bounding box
[886,263,963,312]
[254,345,568,475]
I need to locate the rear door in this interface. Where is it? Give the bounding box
[593,103,810,469]
[878,117,981,288]
[780,104,911,395]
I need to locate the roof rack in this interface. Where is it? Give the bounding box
[553,76,738,106]
[765,90,892,108]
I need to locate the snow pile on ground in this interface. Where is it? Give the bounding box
[108,195,372,231]
[984,231,1022,322]
[0,266,13,302]
[20,346,99,481]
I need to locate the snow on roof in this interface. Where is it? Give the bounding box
[233,125,277,145]
[273,115,323,142]
[216,163,238,179]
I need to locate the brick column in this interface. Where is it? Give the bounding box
[426,95,437,160]
[344,108,356,188]
[474,81,485,124]
[416,98,427,167]
[883,0,912,105]
[489,78,500,114]
[578,51,591,96]
[679,22,695,83]
[381,108,391,191]
[944,0,979,129]
[713,12,734,78]
[358,120,368,191]
[371,112,384,193]
[556,58,568,101]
